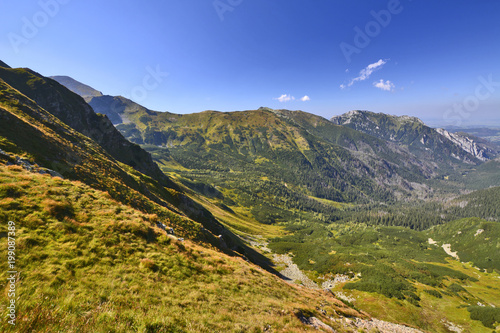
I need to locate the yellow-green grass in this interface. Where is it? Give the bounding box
[308,196,355,210]
[0,165,362,332]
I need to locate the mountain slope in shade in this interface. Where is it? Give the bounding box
[50,75,103,100]
[0,60,11,68]
[2,68,169,186]
[331,110,498,164]
[50,75,156,126]
[88,94,153,126]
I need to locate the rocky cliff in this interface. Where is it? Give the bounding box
[331,110,497,165]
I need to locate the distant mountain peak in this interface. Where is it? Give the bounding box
[50,75,103,100]
[332,110,425,126]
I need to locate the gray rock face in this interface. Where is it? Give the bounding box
[436,128,495,161]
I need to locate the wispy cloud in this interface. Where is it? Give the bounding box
[373,79,395,91]
[300,95,310,102]
[347,59,387,87]
[275,94,295,102]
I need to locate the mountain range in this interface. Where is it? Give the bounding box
[1,62,499,332]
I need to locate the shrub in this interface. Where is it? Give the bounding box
[467,306,500,328]
[423,289,442,298]
[448,283,466,294]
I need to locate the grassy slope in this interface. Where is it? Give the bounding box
[0,165,364,333]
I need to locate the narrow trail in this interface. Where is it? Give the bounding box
[273,254,319,289]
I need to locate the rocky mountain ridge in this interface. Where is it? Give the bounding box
[331,110,498,164]
[435,128,497,161]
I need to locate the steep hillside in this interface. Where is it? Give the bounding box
[0,163,369,332]
[331,110,497,166]
[0,67,169,186]
[0,77,190,232]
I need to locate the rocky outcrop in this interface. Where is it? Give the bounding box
[436,128,495,161]
[350,317,423,333]
[0,150,63,178]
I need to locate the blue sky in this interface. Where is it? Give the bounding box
[1,0,499,126]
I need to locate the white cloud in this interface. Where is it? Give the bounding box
[340,84,346,90]
[348,59,387,87]
[300,95,310,102]
[373,79,395,91]
[275,94,295,102]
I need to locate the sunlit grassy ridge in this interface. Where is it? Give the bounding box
[0,165,362,332]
